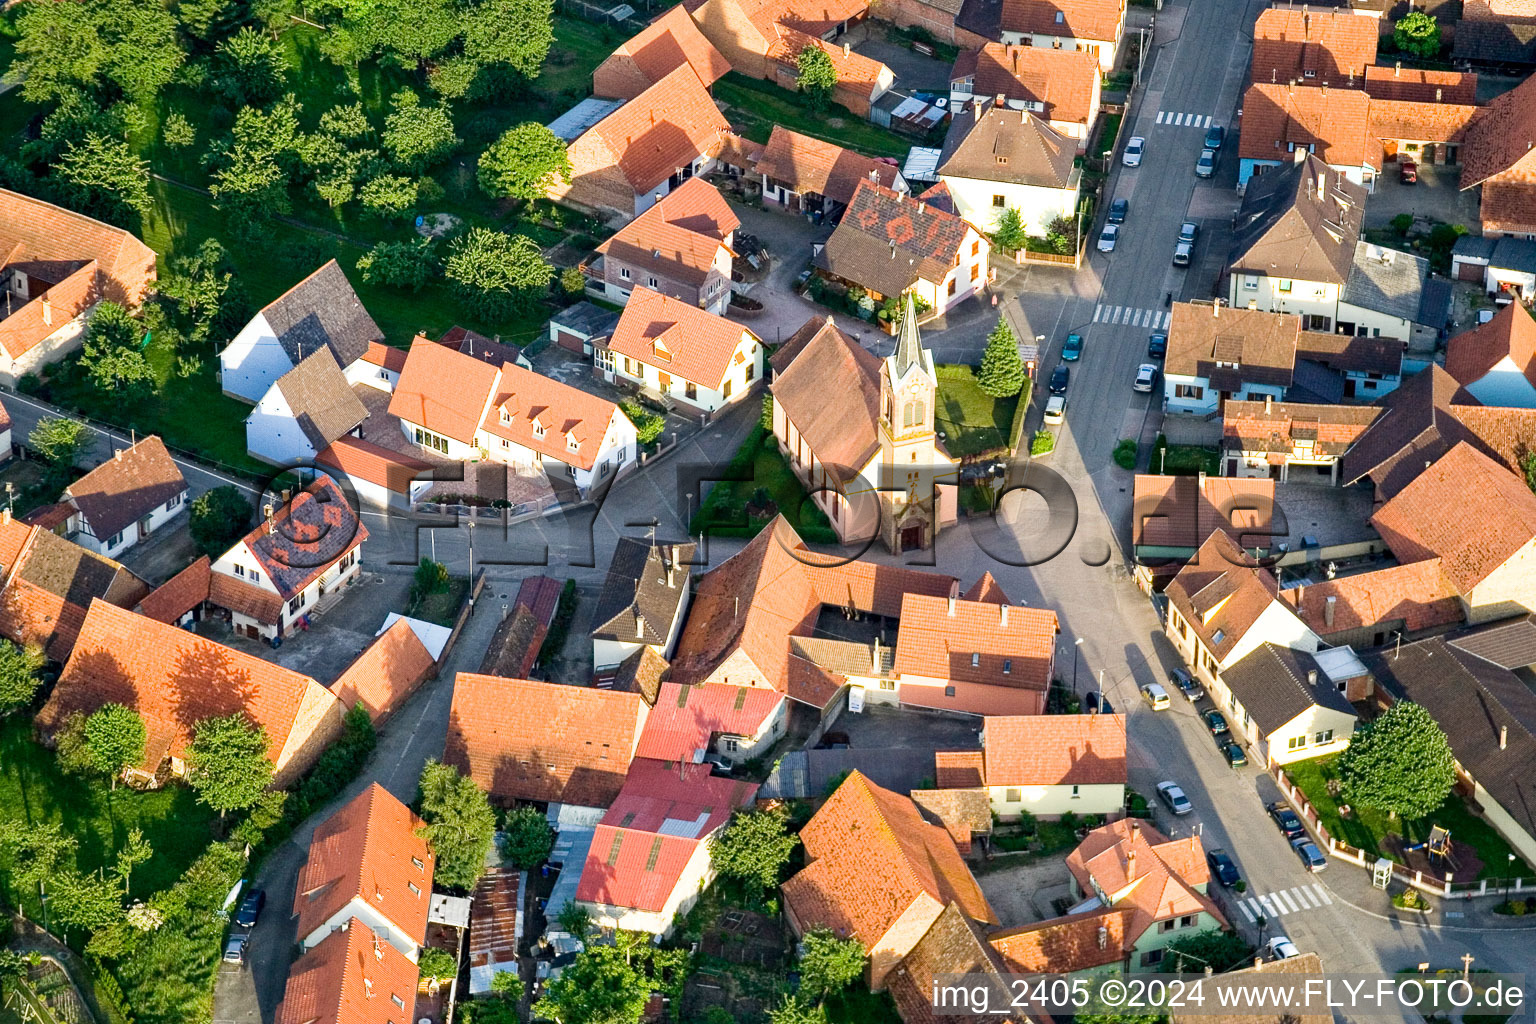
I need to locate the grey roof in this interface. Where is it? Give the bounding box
[759,747,941,800]
[1449,615,1536,670]
[273,348,369,452]
[1491,237,1536,275]
[1452,20,1536,66]
[1418,276,1452,331]
[1229,154,1365,286]
[890,293,930,379]
[1452,234,1497,262]
[261,260,382,368]
[590,537,695,644]
[938,99,1077,189]
[1341,242,1431,323]
[550,301,622,340]
[548,97,625,142]
[1219,642,1358,734]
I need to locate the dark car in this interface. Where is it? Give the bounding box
[1085,691,1115,714]
[1400,160,1418,184]
[1148,333,1167,359]
[1108,197,1129,224]
[1204,124,1226,150]
[1062,333,1084,361]
[1293,837,1328,872]
[1269,802,1306,840]
[1202,709,1229,736]
[1220,740,1248,768]
[1049,364,1070,394]
[1169,667,1202,700]
[1178,221,1200,246]
[235,889,266,928]
[1206,848,1241,887]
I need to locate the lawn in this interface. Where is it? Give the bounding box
[691,425,835,542]
[1285,755,1532,881]
[711,72,912,160]
[934,365,1025,458]
[0,718,219,914]
[408,575,470,626]
[1152,436,1221,476]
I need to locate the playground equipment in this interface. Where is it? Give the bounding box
[1403,826,1456,869]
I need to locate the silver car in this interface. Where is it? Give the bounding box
[1134,363,1159,393]
[1098,225,1119,253]
[1123,136,1145,167]
[1196,148,1216,178]
[1157,781,1193,815]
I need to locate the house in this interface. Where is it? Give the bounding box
[1163,531,1321,691]
[592,5,731,101]
[1131,473,1277,574]
[1220,398,1383,482]
[245,348,368,467]
[274,918,420,1024]
[444,674,649,809]
[37,599,344,786]
[815,180,990,317]
[550,65,730,222]
[50,437,187,559]
[690,0,892,117]
[478,576,563,679]
[781,770,997,988]
[1364,64,1478,104]
[1445,302,1536,406]
[937,96,1080,237]
[136,555,212,628]
[1227,156,1366,329]
[586,177,738,314]
[890,595,1058,716]
[770,310,961,552]
[0,516,150,662]
[1063,819,1229,970]
[352,341,407,394]
[910,774,993,855]
[315,435,434,512]
[1215,642,1358,765]
[1163,303,1307,416]
[1368,622,1536,866]
[331,618,437,724]
[633,681,787,763]
[753,125,908,216]
[989,907,1136,977]
[590,536,695,670]
[1280,559,1464,649]
[1453,14,1536,70]
[1336,242,1448,350]
[208,476,368,642]
[947,45,1102,150]
[1169,952,1331,1024]
[596,287,764,412]
[1459,71,1536,238]
[389,336,637,498]
[887,903,1029,1024]
[1371,441,1536,623]
[0,189,157,387]
[1237,83,1380,190]
[998,0,1125,71]
[1249,7,1378,87]
[294,783,434,959]
[218,260,384,404]
[1367,97,1478,171]
[977,713,1126,819]
[575,760,758,933]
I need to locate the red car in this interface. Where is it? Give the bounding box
[1400,160,1418,184]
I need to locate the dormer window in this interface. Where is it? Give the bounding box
[532,419,545,439]
[500,408,511,425]
[1054,10,1064,21]
[567,434,580,452]
[1303,69,1316,78]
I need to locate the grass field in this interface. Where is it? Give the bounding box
[934,365,1022,458]
[691,425,834,541]
[712,72,912,160]
[1152,436,1221,476]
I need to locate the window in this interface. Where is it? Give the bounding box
[1005,788,1021,802]
[599,460,611,478]
[1141,949,1164,967]
[1180,914,1196,928]
[1175,384,1205,399]
[745,361,755,382]
[993,195,1006,207]
[167,493,182,510]
[948,278,957,296]
[533,422,545,439]
[1279,279,1293,292]
[106,531,123,548]
[289,595,305,615]
[1159,920,1176,934]
[1244,276,1259,290]
[902,400,925,428]
[686,381,698,400]
[619,267,630,280]
[1054,9,1063,20]
[251,572,260,585]
[723,380,733,399]
[972,240,980,256]
[944,685,956,697]
[616,446,626,465]
[234,564,245,578]
[1071,784,1080,798]
[412,856,425,871]
[647,277,658,288]
[879,679,896,690]
[724,738,739,752]
[408,881,421,896]
[567,435,580,452]
[1003,658,1012,674]
[414,427,449,454]
[970,653,980,667]
[1315,729,1334,744]
[392,995,406,1009]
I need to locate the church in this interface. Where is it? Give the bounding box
[769,296,959,553]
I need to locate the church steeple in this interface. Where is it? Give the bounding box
[889,292,929,379]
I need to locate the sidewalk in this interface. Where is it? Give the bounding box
[1317,860,1536,934]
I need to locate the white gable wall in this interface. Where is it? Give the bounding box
[246,382,317,466]
[220,312,297,403]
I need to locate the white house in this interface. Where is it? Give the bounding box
[596,286,763,413]
[979,714,1126,819]
[938,97,1081,237]
[948,45,1102,151]
[1215,643,1358,766]
[52,437,188,559]
[590,536,695,670]
[348,341,406,393]
[997,0,1126,71]
[219,260,383,403]
[1445,302,1536,407]
[244,348,367,467]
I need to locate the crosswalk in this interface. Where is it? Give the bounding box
[1233,883,1333,923]
[1156,110,1214,128]
[1093,304,1172,330]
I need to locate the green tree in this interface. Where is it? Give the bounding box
[186,713,274,818]
[57,133,153,225]
[28,417,90,468]
[444,227,555,320]
[796,45,837,113]
[1522,450,1536,495]
[359,174,419,218]
[79,300,156,401]
[413,557,449,600]
[991,207,1028,252]
[162,111,197,148]
[477,122,571,201]
[189,485,255,556]
[768,994,829,1024]
[84,703,148,789]
[556,900,591,938]
[210,144,292,230]
[382,90,459,173]
[1340,702,1456,819]
[55,712,96,777]
[532,944,649,1024]
[1394,12,1441,58]
[798,930,865,1003]
[7,0,184,105]
[114,827,153,897]
[1163,929,1253,973]
[416,760,497,889]
[559,265,587,298]
[213,26,289,107]
[178,0,246,41]
[357,238,439,291]
[48,867,126,940]
[498,805,555,869]
[0,641,46,717]
[977,316,1025,398]
[418,947,458,984]
[710,807,798,892]
[158,239,240,343]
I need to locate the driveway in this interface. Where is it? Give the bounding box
[1363,162,1480,231]
[849,25,953,93]
[977,858,1077,928]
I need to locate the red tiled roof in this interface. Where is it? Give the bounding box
[1461,70,1536,188]
[275,919,420,1024]
[1131,474,1277,552]
[478,362,626,472]
[208,571,284,625]
[934,750,986,788]
[1000,0,1124,42]
[606,287,759,388]
[1065,819,1227,944]
[1238,82,1381,171]
[235,476,368,601]
[317,435,434,497]
[1479,181,1536,236]
[1368,98,1478,145]
[960,572,1011,605]
[893,594,1057,691]
[294,783,434,947]
[1445,302,1536,391]
[0,525,149,662]
[37,599,333,775]
[445,673,649,807]
[389,336,500,445]
[136,555,211,624]
[593,5,731,100]
[764,29,889,99]
[331,618,437,723]
[784,771,996,949]
[695,0,869,46]
[983,714,1126,786]
[1222,400,1382,459]
[585,65,730,193]
[1251,7,1378,86]
[1280,559,1463,636]
[1371,441,1536,593]
[21,501,73,531]
[595,177,737,293]
[633,681,784,760]
[990,907,1134,974]
[753,126,904,206]
[1164,532,1285,664]
[818,179,975,298]
[956,44,1100,127]
[1363,65,1478,104]
[358,341,407,373]
[888,903,1027,1024]
[65,437,186,543]
[769,318,884,484]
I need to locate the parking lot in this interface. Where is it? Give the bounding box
[1363,160,1481,230]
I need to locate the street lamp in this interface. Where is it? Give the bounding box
[1507,853,1517,904]
[1072,637,1085,694]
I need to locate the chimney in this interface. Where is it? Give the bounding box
[1296,583,1305,610]
[872,636,881,673]
[869,168,878,182]
[1213,299,1220,318]
[843,41,850,57]
[264,503,275,534]
[890,239,898,259]
[1265,394,1272,413]
[655,191,663,205]
[1324,594,1336,627]
[1126,845,1137,877]
[1321,82,1327,99]
[1303,10,1311,38]
[1097,925,1108,950]
[1436,87,1442,102]
[115,447,123,461]
[40,295,51,327]
[1500,725,1508,750]
[1000,604,1009,627]
[1395,61,1402,77]
[636,613,645,639]
[1306,668,1318,686]
[1317,172,1326,202]
[996,93,1006,106]
[947,596,956,617]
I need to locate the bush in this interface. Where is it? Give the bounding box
[620,398,665,446]
[418,947,458,983]
[1030,430,1055,456]
[1391,213,1414,236]
[536,579,578,668]
[265,704,377,847]
[1113,438,1138,470]
[559,265,586,297]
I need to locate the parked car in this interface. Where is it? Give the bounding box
[1178,221,1200,245]
[1196,149,1216,178]
[1169,667,1201,700]
[1148,333,1167,359]
[1204,124,1226,150]
[1043,395,1066,424]
[1134,363,1159,393]
[1172,242,1193,267]
[1049,365,1070,394]
[235,889,266,928]
[1220,740,1248,768]
[1141,682,1171,710]
[1123,136,1145,167]
[1086,691,1115,713]
[1062,332,1084,361]
[1268,801,1306,840]
[1156,780,1193,815]
[1292,837,1328,872]
[1206,848,1241,887]
[1098,225,1119,253]
[1202,709,1229,735]
[1108,197,1129,224]
[1265,936,1302,961]
[223,935,247,965]
[1400,160,1418,184]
